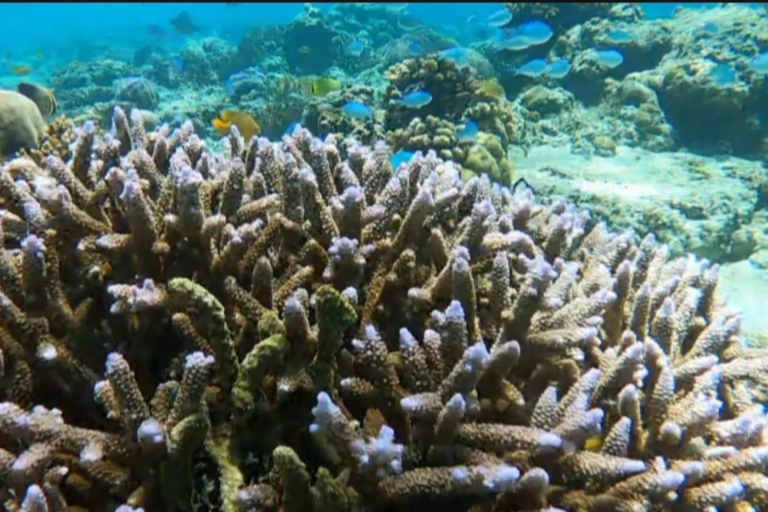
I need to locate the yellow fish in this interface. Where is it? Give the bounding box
[299,77,342,97]
[478,78,506,100]
[17,82,58,117]
[212,110,261,141]
[12,64,32,76]
[298,46,312,55]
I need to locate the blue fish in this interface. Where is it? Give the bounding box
[702,21,720,35]
[510,20,553,46]
[750,52,768,73]
[545,58,571,79]
[457,120,478,143]
[225,76,235,96]
[393,90,432,108]
[342,100,374,119]
[495,35,534,51]
[607,30,635,43]
[709,63,736,86]
[593,49,624,69]
[515,58,548,77]
[172,56,184,73]
[438,47,469,67]
[391,150,415,169]
[485,9,512,28]
[409,41,423,55]
[285,121,302,135]
[344,40,365,57]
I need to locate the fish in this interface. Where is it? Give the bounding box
[172,57,184,73]
[544,58,571,79]
[702,21,720,35]
[344,40,365,57]
[749,52,768,73]
[170,11,200,35]
[392,90,432,108]
[17,82,58,117]
[438,47,469,68]
[495,35,534,51]
[299,77,342,96]
[12,64,32,76]
[515,59,548,77]
[408,41,423,55]
[477,78,505,99]
[709,63,736,86]
[298,46,312,55]
[391,150,415,169]
[212,111,261,141]
[285,121,302,135]
[342,100,374,119]
[593,49,624,69]
[508,20,554,46]
[607,30,635,43]
[485,8,513,28]
[34,50,44,60]
[147,24,168,39]
[457,120,479,143]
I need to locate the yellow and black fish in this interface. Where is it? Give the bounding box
[298,76,342,97]
[17,82,58,117]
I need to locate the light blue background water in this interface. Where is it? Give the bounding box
[0,2,758,62]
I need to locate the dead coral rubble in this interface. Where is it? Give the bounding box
[0,107,766,511]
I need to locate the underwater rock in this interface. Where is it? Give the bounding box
[180,36,239,85]
[284,4,339,75]
[0,90,46,159]
[518,85,575,116]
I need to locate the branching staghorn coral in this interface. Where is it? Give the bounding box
[0,106,765,511]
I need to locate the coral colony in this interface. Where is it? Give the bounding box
[0,106,765,511]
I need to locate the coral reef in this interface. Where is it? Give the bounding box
[284,4,339,75]
[114,77,161,111]
[0,90,47,160]
[179,37,240,86]
[0,110,766,511]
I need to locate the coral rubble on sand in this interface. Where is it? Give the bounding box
[0,108,766,511]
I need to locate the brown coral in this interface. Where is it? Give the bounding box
[0,108,765,512]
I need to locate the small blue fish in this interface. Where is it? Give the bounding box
[709,63,736,86]
[285,121,301,135]
[457,120,478,143]
[391,150,415,169]
[545,58,571,79]
[172,56,184,73]
[485,9,512,28]
[510,20,553,45]
[749,52,768,73]
[409,41,423,55]
[515,58,548,77]
[702,22,720,35]
[225,76,235,96]
[438,47,469,68]
[607,30,635,43]
[344,40,365,57]
[393,90,432,108]
[342,100,374,119]
[593,49,624,69]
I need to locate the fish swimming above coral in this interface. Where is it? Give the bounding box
[170,11,200,35]
[299,76,342,96]
[392,89,432,108]
[12,64,32,76]
[16,82,58,117]
[212,110,261,141]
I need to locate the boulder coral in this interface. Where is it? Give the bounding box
[0,90,47,160]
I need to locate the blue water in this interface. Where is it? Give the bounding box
[0,2,758,59]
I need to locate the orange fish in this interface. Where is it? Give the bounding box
[12,64,32,76]
[212,110,261,141]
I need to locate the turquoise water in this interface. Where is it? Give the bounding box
[0,2,755,58]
